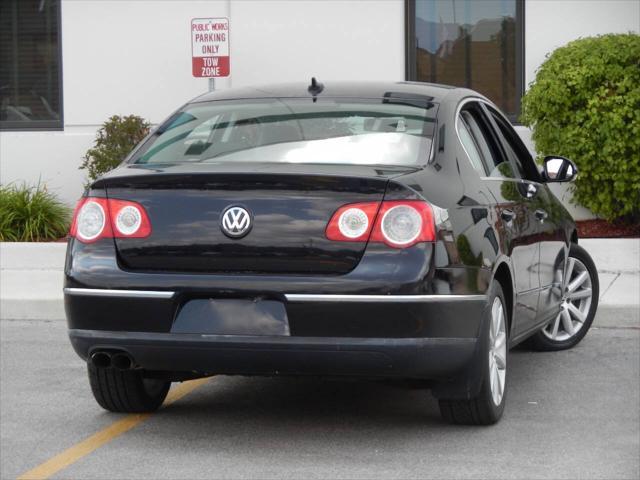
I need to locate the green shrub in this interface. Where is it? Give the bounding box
[0,183,71,242]
[521,33,640,222]
[80,115,150,181]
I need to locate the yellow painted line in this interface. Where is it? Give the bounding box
[17,377,211,480]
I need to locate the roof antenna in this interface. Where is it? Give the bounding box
[307,77,324,101]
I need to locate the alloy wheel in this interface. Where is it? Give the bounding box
[542,256,593,342]
[489,296,507,406]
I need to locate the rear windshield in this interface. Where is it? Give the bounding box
[131,97,438,167]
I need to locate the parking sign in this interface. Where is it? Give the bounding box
[191,18,230,77]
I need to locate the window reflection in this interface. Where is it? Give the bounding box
[0,0,61,129]
[134,99,438,167]
[413,0,519,116]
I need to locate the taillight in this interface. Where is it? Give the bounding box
[326,200,435,248]
[109,199,152,238]
[371,201,435,247]
[74,199,108,241]
[69,197,151,243]
[325,203,379,242]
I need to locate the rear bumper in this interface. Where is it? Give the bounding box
[64,240,490,390]
[69,328,478,380]
[65,287,487,388]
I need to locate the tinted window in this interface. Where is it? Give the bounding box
[487,107,541,182]
[457,105,518,179]
[457,114,486,175]
[407,0,523,118]
[133,98,438,167]
[0,0,62,130]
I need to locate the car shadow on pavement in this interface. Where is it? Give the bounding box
[133,347,545,434]
[155,375,447,427]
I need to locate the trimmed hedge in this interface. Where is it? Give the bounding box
[521,33,640,222]
[80,115,150,182]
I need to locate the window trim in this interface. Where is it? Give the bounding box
[455,97,530,183]
[482,103,542,183]
[457,113,488,175]
[0,0,64,131]
[404,0,525,123]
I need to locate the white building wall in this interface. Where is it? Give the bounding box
[1,0,638,207]
[1,0,232,205]
[229,0,404,86]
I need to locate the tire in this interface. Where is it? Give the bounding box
[439,281,508,425]
[88,363,171,413]
[529,243,599,352]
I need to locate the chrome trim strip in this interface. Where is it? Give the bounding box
[64,289,485,303]
[284,294,486,303]
[454,96,488,173]
[63,288,175,299]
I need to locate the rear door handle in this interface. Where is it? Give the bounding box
[501,209,515,223]
[535,209,548,222]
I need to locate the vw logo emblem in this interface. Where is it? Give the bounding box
[220,205,252,238]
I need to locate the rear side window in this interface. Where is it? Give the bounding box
[131,97,438,167]
[457,113,487,175]
[487,107,541,182]
[457,106,516,179]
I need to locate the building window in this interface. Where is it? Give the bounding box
[406,0,523,120]
[0,0,62,130]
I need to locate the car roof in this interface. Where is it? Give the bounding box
[192,80,475,105]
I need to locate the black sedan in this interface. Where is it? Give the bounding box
[65,80,599,425]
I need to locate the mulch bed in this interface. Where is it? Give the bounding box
[576,219,640,238]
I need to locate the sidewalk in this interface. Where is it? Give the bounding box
[579,238,639,308]
[0,239,638,321]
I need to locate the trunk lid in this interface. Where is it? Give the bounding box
[101,163,416,274]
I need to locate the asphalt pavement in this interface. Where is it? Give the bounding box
[1,306,638,479]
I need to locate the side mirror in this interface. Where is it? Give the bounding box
[542,156,578,182]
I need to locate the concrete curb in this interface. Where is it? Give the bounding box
[1,239,638,322]
[592,305,640,329]
[0,242,67,270]
[0,298,65,322]
[1,243,67,321]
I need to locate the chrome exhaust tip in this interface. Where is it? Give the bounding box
[90,351,111,368]
[111,353,133,370]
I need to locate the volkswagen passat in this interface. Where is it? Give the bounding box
[65,80,599,424]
